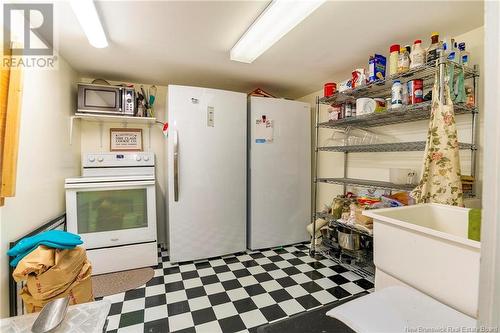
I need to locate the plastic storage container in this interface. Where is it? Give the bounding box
[410,39,426,68]
[397,47,410,73]
[389,44,400,76]
[324,82,337,97]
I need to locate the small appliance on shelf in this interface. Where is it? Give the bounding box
[77,83,135,116]
[65,152,157,275]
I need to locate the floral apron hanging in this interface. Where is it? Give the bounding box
[411,66,464,206]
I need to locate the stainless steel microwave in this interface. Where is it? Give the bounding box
[77,83,135,116]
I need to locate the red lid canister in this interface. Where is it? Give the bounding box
[324,82,337,97]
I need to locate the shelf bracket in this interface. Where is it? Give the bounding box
[69,116,77,145]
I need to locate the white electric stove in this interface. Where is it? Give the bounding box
[65,152,157,275]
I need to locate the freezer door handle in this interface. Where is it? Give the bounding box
[173,129,179,202]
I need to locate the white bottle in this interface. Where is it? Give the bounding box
[401,82,409,105]
[391,81,403,109]
[410,40,425,69]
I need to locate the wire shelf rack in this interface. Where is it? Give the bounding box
[316,177,416,191]
[319,60,479,105]
[318,141,475,153]
[316,177,474,198]
[318,102,476,129]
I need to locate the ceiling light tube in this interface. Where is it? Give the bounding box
[230,0,326,63]
[70,0,108,48]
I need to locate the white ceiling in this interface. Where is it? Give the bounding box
[54,0,483,99]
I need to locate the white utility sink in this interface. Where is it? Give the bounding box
[364,203,480,318]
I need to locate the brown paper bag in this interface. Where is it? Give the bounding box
[14,246,87,300]
[13,246,94,313]
[11,245,55,279]
[20,260,94,313]
[26,247,87,299]
[13,246,86,282]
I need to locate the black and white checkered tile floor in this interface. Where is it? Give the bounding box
[99,243,374,333]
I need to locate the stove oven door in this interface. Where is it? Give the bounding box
[65,179,157,249]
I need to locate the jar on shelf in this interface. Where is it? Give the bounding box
[389,44,400,76]
[324,82,337,97]
[391,80,403,109]
[398,46,410,73]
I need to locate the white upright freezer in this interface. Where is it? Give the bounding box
[167,85,247,263]
[248,96,311,250]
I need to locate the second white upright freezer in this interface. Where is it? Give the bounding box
[248,97,311,250]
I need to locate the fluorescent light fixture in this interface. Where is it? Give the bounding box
[231,0,326,63]
[70,0,108,48]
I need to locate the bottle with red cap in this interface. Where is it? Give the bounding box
[410,39,426,69]
[389,44,400,76]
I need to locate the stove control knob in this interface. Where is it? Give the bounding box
[88,156,95,162]
[136,156,142,161]
[143,155,150,161]
[97,156,104,162]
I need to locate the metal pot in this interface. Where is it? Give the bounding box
[337,227,361,251]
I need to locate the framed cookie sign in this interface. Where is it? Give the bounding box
[110,128,143,151]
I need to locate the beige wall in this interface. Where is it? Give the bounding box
[0,57,81,318]
[78,78,168,245]
[299,26,484,210]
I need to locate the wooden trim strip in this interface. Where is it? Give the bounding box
[1,54,23,197]
[0,37,12,205]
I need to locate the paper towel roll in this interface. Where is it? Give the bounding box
[356,98,376,115]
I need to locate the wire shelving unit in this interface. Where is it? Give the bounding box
[311,56,480,259]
